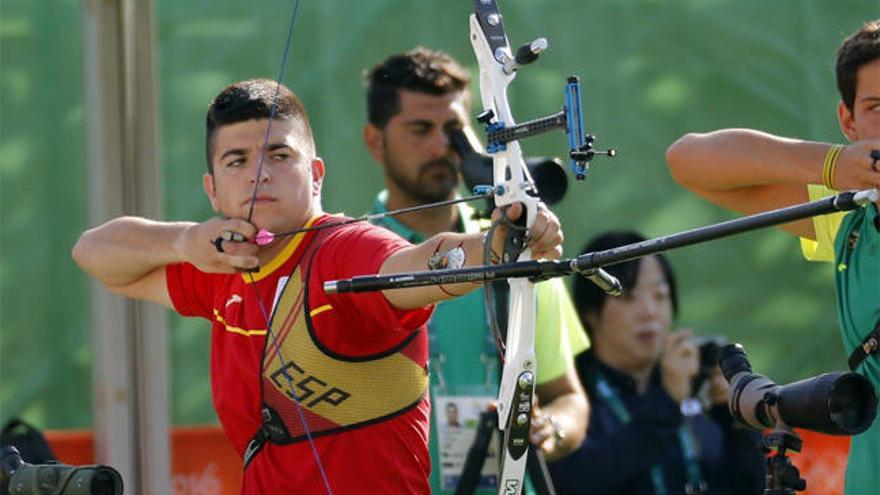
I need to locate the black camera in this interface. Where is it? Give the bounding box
[1,446,123,495]
[719,343,877,435]
[690,335,725,397]
[450,128,569,206]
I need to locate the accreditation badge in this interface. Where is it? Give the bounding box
[433,393,499,491]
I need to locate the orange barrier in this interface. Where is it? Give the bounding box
[786,429,850,495]
[44,425,852,494]
[45,425,243,495]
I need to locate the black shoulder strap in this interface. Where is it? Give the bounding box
[848,316,880,372]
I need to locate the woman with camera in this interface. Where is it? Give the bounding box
[548,231,765,495]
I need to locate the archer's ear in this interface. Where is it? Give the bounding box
[311,158,325,196]
[203,173,220,212]
[363,124,385,165]
[837,101,859,142]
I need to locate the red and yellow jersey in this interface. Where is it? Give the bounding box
[167,215,434,494]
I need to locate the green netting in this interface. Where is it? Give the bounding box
[0,0,90,429]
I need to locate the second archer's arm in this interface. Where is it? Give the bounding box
[666,129,826,238]
[666,129,880,240]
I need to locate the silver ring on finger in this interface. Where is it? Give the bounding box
[221,230,246,242]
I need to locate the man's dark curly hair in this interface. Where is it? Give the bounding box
[364,46,471,128]
[836,19,880,112]
[205,79,314,173]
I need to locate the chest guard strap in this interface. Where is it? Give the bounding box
[848,316,880,372]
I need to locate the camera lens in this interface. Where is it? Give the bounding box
[91,467,124,495]
[828,373,878,435]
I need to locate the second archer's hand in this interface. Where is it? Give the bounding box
[834,140,880,192]
[490,202,564,261]
[176,217,260,273]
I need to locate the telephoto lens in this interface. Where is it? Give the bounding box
[720,343,878,435]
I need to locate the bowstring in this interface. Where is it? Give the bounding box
[246,0,300,224]
[243,0,333,492]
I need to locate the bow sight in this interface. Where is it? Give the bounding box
[451,128,569,206]
[476,75,616,181]
[467,10,616,182]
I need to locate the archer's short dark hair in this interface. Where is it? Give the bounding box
[205,79,314,173]
[836,19,880,112]
[364,46,471,128]
[572,231,679,336]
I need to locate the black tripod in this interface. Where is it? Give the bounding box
[762,427,806,495]
[454,410,556,495]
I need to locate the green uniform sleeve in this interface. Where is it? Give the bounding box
[800,184,844,263]
[534,277,589,384]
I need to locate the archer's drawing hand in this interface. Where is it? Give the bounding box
[834,140,880,192]
[177,217,260,273]
[491,202,563,260]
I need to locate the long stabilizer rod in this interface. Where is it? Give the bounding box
[324,189,877,294]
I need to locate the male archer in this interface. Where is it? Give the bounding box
[72,79,564,494]
[362,46,589,494]
[666,20,880,494]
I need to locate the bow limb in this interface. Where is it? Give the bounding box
[468,6,540,493]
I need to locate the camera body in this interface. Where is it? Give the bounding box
[690,335,726,397]
[1,446,123,495]
[450,128,569,206]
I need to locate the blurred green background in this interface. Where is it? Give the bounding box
[2,0,877,429]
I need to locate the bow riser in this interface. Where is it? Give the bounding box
[468,14,540,213]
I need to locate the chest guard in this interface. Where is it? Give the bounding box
[255,231,428,453]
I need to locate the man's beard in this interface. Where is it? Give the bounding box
[384,151,461,205]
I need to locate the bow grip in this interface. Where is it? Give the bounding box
[500,210,529,263]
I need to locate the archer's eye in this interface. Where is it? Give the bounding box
[226,158,246,168]
[409,124,432,137]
